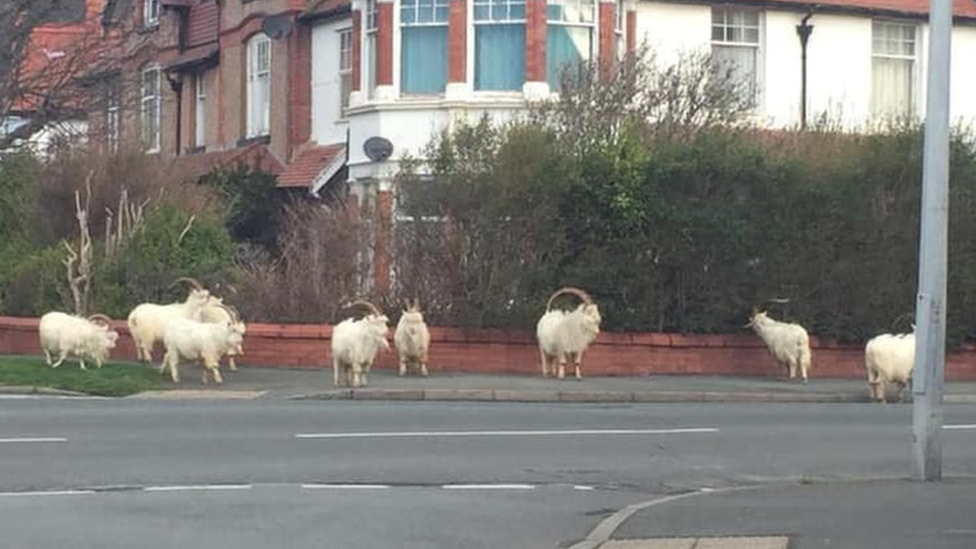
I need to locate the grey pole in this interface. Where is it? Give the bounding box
[912,0,952,481]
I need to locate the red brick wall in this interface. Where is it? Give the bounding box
[288,22,312,158]
[525,0,547,82]
[598,1,616,79]
[4,316,976,380]
[376,2,394,86]
[448,0,467,83]
[626,10,636,53]
[373,190,393,293]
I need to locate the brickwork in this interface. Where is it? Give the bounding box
[288,23,313,158]
[373,190,394,293]
[4,316,976,379]
[352,10,362,90]
[448,0,468,83]
[525,0,547,82]
[376,3,394,86]
[598,1,617,79]
[626,10,636,52]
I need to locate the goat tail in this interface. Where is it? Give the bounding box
[799,340,812,373]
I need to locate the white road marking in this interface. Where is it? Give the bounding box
[442,484,535,490]
[295,428,719,439]
[944,424,976,430]
[0,437,67,443]
[573,485,595,491]
[0,490,95,497]
[302,484,391,490]
[143,484,252,492]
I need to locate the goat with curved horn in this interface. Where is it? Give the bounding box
[333,300,391,388]
[537,287,601,380]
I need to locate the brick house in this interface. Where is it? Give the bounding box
[87,0,976,294]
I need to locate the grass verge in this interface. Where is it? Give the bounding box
[0,355,164,397]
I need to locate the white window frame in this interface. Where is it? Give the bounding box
[870,19,918,120]
[144,0,160,27]
[339,28,353,115]
[400,0,450,95]
[140,64,161,154]
[106,82,120,153]
[547,0,596,88]
[246,33,272,138]
[195,72,207,148]
[472,0,527,92]
[615,0,624,57]
[710,7,762,108]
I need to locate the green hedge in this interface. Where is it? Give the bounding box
[396,119,976,345]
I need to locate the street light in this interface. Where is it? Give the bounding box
[911,0,952,481]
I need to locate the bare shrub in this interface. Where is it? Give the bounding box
[236,201,366,323]
[28,146,220,246]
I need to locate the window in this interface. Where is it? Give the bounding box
[365,0,378,98]
[106,81,120,153]
[339,28,353,112]
[140,65,161,153]
[871,20,916,120]
[401,0,449,94]
[144,0,160,27]
[711,7,760,107]
[547,0,595,90]
[246,33,271,138]
[473,0,526,91]
[195,72,206,148]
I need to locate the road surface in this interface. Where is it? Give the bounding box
[2,398,975,548]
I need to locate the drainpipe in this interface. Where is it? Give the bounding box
[796,9,815,129]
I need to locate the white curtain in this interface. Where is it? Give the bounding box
[871,57,912,120]
[712,45,757,106]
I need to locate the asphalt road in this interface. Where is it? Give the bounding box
[2,398,976,548]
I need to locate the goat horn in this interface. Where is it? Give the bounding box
[170,277,205,291]
[217,303,240,323]
[345,300,382,317]
[546,287,593,311]
[87,314,113,325]
[412,297,421,311]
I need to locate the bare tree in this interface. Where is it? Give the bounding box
[63,171,94,315]
[531,45,755,153]
[0,0,129,151]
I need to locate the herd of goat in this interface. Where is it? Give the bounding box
[34,280,916,402]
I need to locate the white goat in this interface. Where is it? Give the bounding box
[127,278,210,364]
[200,296,246,371]
[864,331,915,403]
[160,304,245,385]
[331,300,390,388]
[394,298,430,377]
[38,312,119,370]
[536,287,602,380]
[745,307,812,383]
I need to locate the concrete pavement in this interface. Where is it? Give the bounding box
[124,365,976,403]
[605,478,976,549]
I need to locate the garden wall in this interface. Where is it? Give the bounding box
[4,316,976,380]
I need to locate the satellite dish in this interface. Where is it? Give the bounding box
[364,137,393,162]
[261,15,293,40]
